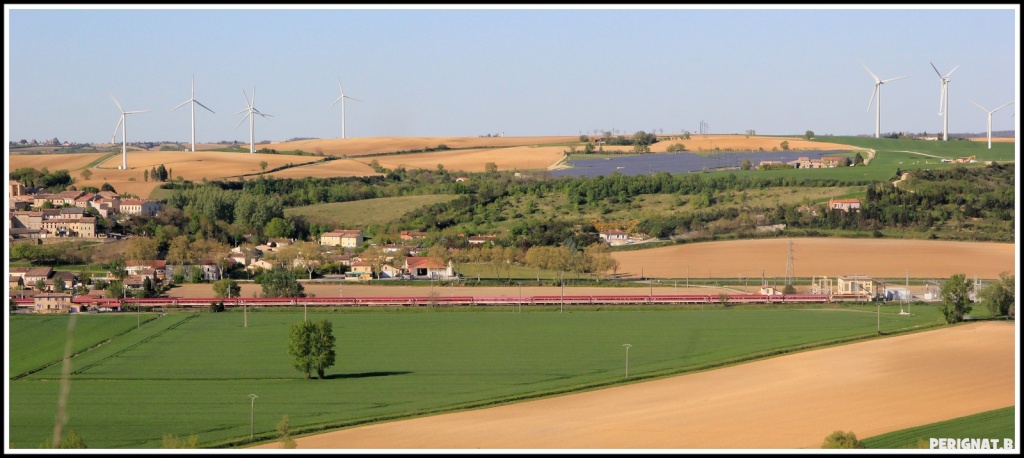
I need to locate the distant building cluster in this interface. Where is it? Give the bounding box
[8,180,162,241]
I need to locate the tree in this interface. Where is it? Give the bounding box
[259,160,268,172]
[276,415,296,449]
[125,236,160,261]
[259,267,305,298]
[288,319,335,379]
[740,158,752,171]
[213,278,241,299]
[311,319,337,379]
[108,258,127,280]
[289,320,315,378]
[143,169,149,182]
[821,430,865,449]
[853,152,865,166]
[779,141,790,151]
[100,182,116,192]
[804,130,814,140]
[939,273,973,324]
[976,272,1014,317]
[80,169,93,181]
[484,162,498,174]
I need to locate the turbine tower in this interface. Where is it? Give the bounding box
[234,87,272,154]
[328,76,361,139]
[110,94,149,170]
[861,60,907,139]
[930,62,958,141]
[172,75,215,152]
[969,100,1014,149]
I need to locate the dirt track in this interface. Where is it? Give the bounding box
[254,321,1015,450]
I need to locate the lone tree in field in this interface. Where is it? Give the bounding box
[288,319,336,379]
[821,430,865,448]
[939,273,973,324]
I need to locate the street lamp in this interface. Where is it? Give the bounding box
[622,344,632,379]
[248,394,258,439]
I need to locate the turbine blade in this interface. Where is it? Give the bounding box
[110,94,125,113]
[172,99,191,111]
[929,62,942,78]
[938,85,945,115]
[860,60,881,83]
[945,65,959,78]
[233,107,249,116]
[328,96,343,110]
[969,99,988,112]
[242,89,252,107]
[194,100,215,114]
[126,110,149,114]
[235,113,251,129]
[112,115,124,142]
[866,85,877,112]
[992,101,1014,113]
[881,76,907,84]
[345,96,362,102]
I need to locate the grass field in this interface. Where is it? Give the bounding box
[8,305,948,449]
[861,406,1016,449]
[284,195,462,228]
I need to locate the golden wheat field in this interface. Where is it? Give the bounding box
[8,135,868,198]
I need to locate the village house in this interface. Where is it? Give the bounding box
[467,235,496,246]
[828,198,861,212]
[32,292,76,314]
[403,256,456,280]
[599,230,629,246]
[118,198,162,217]
[399,230,428,241]
[347,261,374,280]
[320,230,363,248]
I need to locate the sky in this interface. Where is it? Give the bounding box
[4,4,1020,145]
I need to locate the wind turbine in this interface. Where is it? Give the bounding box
[861,60,908,139]
[328,76,361,139]
[172,75,215,152]
[110,94,149,170]
[930,62,958,141]
[969,100,1014,149]
[234,87,272,153]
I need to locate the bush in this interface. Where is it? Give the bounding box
[822,430,865,448]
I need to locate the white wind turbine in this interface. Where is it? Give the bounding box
[969,100,1014,149]
[930,62,958,141]
[861,60,908,139]
[172,75,215,152]
[110,94,150,170]
[328,76,361,139]
[234,87,272,153]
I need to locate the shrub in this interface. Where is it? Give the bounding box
[822,430,865,448]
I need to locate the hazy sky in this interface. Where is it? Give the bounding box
[5,5,1019,145]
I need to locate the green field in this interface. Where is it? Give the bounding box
[862,406,1016,449]
[8,304,952,449]
[284,194,461,227]
[703,135,1014,182]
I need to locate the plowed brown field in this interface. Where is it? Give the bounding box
[611,238,1015,280]
[253,321,1015,449]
